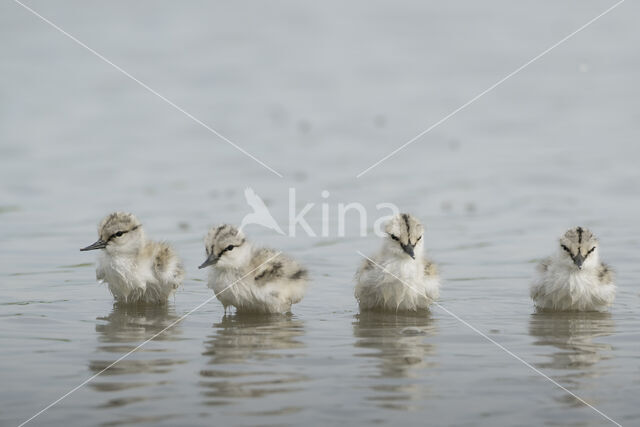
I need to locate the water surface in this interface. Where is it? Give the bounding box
[1,1,639,426]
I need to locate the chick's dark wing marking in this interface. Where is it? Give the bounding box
[597,262,614,285]
[252,247,307,285]
[423,258,438,277]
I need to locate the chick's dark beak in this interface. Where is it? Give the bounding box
[198,253,218,269]
[80,239,107,251]
[573,253,585,269]
[402,244,415,259]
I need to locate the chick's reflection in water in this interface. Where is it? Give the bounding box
[353,312,437,410]
[529,311,615,406]
[200,314,308,411]
[89,304,184,400]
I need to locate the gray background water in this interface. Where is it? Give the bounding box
[1,0,639,426]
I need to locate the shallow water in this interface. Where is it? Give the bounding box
[1,1,640,426]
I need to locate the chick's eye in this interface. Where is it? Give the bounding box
[226,245,234,251]
[390,234,399,241]
[115,231,124,237]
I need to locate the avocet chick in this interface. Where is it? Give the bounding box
[80,212,184,304]
[355,213,440,312]
[198,225,308,314]
[530,227,615,312]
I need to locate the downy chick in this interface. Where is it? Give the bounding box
[81,212,184,304]
[355,213,440,312]
[530,226,615,311]
[199,224,308,314]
